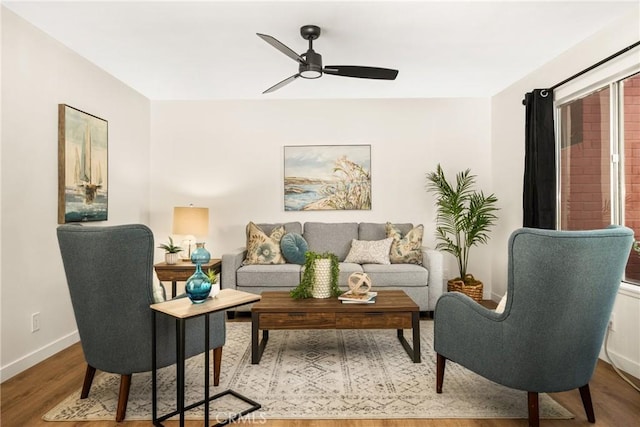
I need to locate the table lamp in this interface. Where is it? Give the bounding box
[172,206,209,260]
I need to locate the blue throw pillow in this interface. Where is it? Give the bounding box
[280,233,308,265]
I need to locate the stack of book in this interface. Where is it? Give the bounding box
[338,291,377,304]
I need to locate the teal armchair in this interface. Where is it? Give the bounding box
[57,224,226,421]
[434,226,633,426]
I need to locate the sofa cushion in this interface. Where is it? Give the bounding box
[386,223,424,265]
[358,222,385,241]
[280,232,308,265]
[303,222,358,261]
[359,222,414,241]
[344,238,393,264]
[257,222,302,235]
[362,263,428,287]
[243,222,286,265]
[237,264,302,287]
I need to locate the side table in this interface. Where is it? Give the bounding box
[154,259,221,298]
[151,289,261,427]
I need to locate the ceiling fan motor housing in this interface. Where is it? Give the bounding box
[300,25,321,40]
[300,49,323,79]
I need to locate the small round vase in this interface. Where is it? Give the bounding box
[209,282,221,298]
[185,263,212,303]
[190,242,211,264]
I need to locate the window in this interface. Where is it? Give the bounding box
[555,52,640,285]
[558,86,611,231]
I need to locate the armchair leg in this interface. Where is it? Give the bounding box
[528,391,539,427]
[115,374,132,422]
[436,353,446,393]
[579,383,596,423]
[80,364,96,398]
[213,346,223,386]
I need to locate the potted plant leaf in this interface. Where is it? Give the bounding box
[158,237,183,265]
[290,251,341,299]
[426,164,499,301]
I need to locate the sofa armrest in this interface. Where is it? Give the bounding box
[221,248,247,290]
[422,247,444,311]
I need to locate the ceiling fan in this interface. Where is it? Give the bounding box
[257,25,399,94]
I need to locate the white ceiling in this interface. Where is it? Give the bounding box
[3,0,638,100]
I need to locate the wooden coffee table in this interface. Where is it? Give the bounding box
[251,290,420,364]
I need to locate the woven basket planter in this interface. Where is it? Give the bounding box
[311,259,333,299]
[447,274,483,301]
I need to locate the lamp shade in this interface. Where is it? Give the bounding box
[172,206,209,238]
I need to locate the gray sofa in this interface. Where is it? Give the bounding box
[221,222,444,314]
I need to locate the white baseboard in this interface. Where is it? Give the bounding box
[490,291,503,302]
[0,330,80,383]
[600,347,640,379]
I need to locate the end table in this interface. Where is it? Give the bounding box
[151,289,262,427]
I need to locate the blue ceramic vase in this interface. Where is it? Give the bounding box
[185,263,212,303]
[190,242,211,264]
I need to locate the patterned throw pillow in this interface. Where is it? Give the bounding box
[152,281,166,303]
[386,223,424,265]
[243,222,286,265]
[344,238,393,265]
[280,232,308,265]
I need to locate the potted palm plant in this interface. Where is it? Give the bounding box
[158,237,183,265]
[426,164,499,301]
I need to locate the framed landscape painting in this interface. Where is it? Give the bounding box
[58,104,108,223]
[284,145,371,211]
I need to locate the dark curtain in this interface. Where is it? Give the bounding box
[523,89,556,229]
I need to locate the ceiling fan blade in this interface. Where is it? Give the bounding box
[257,33,307,65]
[263,74,301,94]
[323,66,398,80]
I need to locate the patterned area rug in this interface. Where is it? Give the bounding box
[43,321,573,421]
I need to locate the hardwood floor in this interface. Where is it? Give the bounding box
[2,319,639,427]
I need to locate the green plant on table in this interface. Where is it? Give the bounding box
[290,251,341,299]
[426,163,499,283]
[206,268,219,284]
[157,236,182,254]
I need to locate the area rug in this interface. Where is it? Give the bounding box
[43,321,573,421]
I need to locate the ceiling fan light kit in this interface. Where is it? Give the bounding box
[257,24,398,94]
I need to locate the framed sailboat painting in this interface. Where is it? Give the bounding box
[58,104,108,223]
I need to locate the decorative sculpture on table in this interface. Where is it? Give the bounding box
[348,272,372,295]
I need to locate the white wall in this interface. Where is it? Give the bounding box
[5,2,636,383]
[0,7,495,381]
[149,98,493,285]
[491,9,640,377]
[0,9,151,381]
